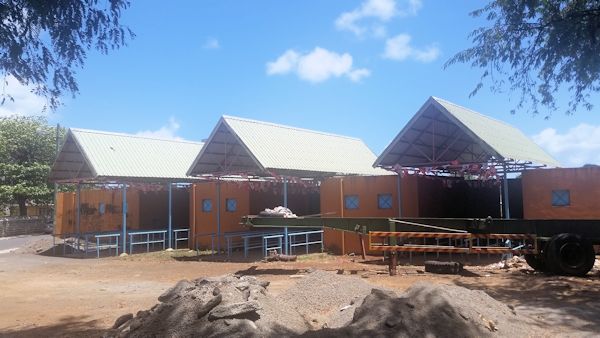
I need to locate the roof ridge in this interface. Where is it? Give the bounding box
[222,115,363,141]
[70,128,204,145]
[431,96,520,130]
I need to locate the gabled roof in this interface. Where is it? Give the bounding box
[187,115,387,178]
[374,97,560,169]
[50,128,204,182]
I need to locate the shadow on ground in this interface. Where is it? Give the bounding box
[1,315,104,338]
[455,269,600,334]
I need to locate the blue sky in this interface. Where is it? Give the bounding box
[3,0,600,167]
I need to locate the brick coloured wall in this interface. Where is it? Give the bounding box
[0,217,47,237]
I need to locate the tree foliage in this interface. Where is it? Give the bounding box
[0,0,133,111]
[445,0,600,116]
[0,116,64,215]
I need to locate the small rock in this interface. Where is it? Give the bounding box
[340,305,352,311]
[119,253,128,257]
[136,310,150,319]
[129,318,143,331]
[158,279,194,303]
[212,287,221,296]
[112,313,133,329]
[385,316,401,328]
[235,281,250,291]
[197,294,223,319]
[208,301,261,320]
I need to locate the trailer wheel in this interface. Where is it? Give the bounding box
[546,233,595,276]
[524,254,547,272]
[424,260,463,274]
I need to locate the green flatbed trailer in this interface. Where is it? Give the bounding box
[242,216,600,276]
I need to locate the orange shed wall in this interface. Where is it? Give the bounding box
[190,182,250,250]
[320,175,419,254]
[54,188,141,234]
[523,167,600,219]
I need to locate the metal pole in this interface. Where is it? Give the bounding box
[283,177,288,255]
[396,173,402,218]
[122,184,127,253]
[168,182,172,249]
[76,183,81,251]
[216,179,221,253]
[503,163,511,219]
[53,123,60,239]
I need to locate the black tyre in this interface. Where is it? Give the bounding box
[546,233,595,277]
[424,260,463,274]
[524,254,547,272]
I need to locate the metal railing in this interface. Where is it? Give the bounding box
[94,233,120,258]
[263,234,284,256]
[173,228,189,249]
[128,230,167,254]
[193,232,216,255]
[288,230,324,255]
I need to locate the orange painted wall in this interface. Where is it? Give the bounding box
[190,181,321,250]
[523,167,600,219]
[319,175,418,254]
[54,187,190,235]
[319,175,419,218]
[190,181,250,250]
[55,188,141,234]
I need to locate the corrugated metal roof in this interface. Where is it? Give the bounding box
[374,96,560,168]
[188,116,388,177]
[51,128,204,182]
[432,97,560,167]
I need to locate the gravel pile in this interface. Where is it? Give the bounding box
[106,270,538,337]
[275,270,388,329]
[302,282,536,338]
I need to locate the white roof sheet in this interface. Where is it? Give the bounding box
[188,116,387,177]
[51,128,204,182]
[374,97,560,168]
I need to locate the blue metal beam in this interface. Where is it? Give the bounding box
[217,179,221,253]
[168,182,173,249]
[122,183,127,252]
[503,169,511,219]
[283,177,288,255]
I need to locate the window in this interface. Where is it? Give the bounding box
[202,199,212,212]
[552,190,570,206]
[98,203,106,215]
[344,195,359,209]
[226,198,237,212]
[378,194,393,209]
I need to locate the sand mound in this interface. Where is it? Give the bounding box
[302,282,535,337]
[106,271,536,337]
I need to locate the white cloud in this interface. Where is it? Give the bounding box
[347,68,371,82]
[202,37,220,50]
[532,123,600,167]
[266,47,370,83]
[382,33,440,62]
[335,0,422,37]
[136,117,183,140]
[266,50,299,75]
[0,75,47,116]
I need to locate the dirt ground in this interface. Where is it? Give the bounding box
[1,236,600,337]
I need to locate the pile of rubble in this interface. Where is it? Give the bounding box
[105,275,307,337]
[106,270,537,337]
[484,255,528,270]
